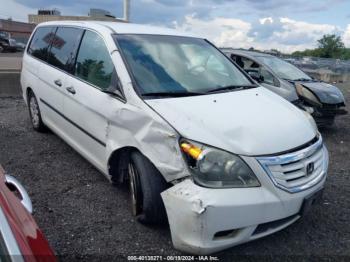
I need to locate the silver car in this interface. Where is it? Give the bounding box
[222,49,347,126]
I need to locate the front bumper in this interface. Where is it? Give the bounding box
[294,100,347,122]
[314,103,348,117]
[162,177,326,255]
[312,103,347,126]
[161,145,328,255]
[2,46,17,52]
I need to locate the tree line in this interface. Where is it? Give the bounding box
[291,34,350,60]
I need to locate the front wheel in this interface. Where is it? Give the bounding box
[128,151,169,224]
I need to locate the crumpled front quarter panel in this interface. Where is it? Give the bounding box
[105,84,188,182]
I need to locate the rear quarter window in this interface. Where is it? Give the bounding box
[47,27,84,72]
[27,27,56,61]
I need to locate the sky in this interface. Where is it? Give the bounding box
[2,0,350,53]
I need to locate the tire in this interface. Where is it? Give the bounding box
[128,151,169,224]
[0,45,4,53]
[28,91,47,132]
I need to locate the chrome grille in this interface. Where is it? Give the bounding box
[257,136,328,193]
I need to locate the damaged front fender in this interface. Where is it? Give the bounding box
[105,84,189,182]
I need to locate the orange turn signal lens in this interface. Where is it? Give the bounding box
[181,142,202,160]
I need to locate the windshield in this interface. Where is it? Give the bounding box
[114,35,254,97]
[0,31,10,39]
[256,56,311,81]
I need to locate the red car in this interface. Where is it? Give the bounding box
[0,165,55,261]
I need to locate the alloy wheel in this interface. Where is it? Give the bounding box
[128,162,142,216]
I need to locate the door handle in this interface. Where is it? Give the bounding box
[54,79,62,87]
[66,86,76,95]
[5,175,33,213]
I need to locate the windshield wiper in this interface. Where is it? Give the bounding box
[206,85,257,94]
[142,91,205,98]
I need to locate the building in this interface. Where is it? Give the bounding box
[89,9,115,18]
[38,9,61,16]
[28,8,126,24]
[0,19,36,43]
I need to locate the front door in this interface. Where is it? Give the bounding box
[62,30,124,173]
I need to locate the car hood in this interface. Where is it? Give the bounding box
[146,87,317,156]
[300,81,345,104]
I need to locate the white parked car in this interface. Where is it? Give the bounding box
[21,21,329,254]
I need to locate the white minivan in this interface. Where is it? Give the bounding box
[21,21,329,254]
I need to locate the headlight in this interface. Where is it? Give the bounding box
[180,141,260,188]
[296,83,322,106]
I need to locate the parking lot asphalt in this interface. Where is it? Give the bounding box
[0,85,349,261]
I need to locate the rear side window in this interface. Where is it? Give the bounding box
[75,31,114,90]
[48,27,83,72]
[28,27,56,61]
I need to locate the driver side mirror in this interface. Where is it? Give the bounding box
[247,71,264,83]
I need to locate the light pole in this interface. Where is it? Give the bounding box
[123,0,130,22]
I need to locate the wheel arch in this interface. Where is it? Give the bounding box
[25,87,34,103]
[107,146,172,186]
[107,146,140,185]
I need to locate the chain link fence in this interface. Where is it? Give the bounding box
[284,56,350,83]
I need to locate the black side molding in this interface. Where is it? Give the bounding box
[40,98,106,147]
